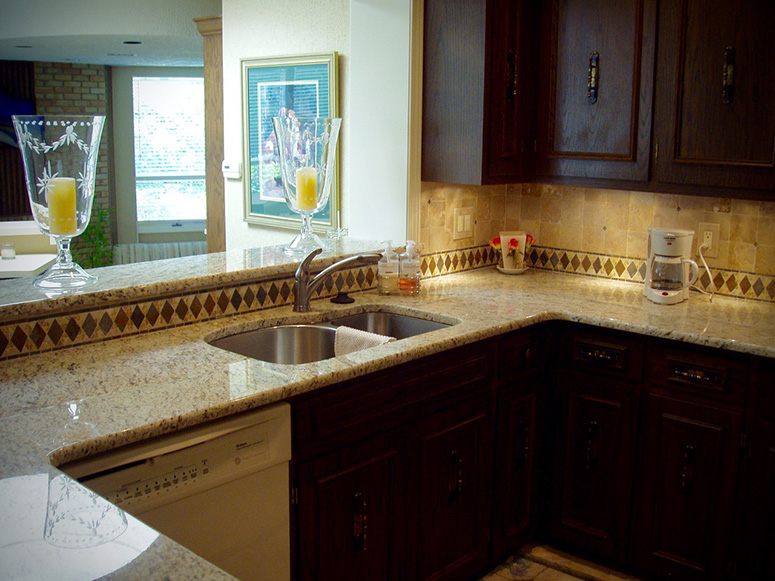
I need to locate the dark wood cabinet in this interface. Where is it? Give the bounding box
[630,342,748,580]
[537,0,657,181]
[291,322,769,581]
[491,329,544,560]
[548,373,638,561]
[408,398,492,580]
[630,394,743,580]
[292,342,496,581]
[546,327,643,561]
[296,431,406,581]
[652,0,775,194]
[735,358,775,579]
[422,0,539,185]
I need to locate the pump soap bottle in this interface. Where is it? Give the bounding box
[377,241,400,295]
[399,240,421,295]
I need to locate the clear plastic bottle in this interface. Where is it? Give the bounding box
[377,240,400,295]
[398,240,421,295]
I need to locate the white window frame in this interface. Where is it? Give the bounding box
[112,67,206,244]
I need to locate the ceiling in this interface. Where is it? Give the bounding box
[0,0,221,67]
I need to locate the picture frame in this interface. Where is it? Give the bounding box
[242,52,339,231]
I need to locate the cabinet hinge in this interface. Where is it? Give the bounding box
[291,486,299,506]
[654,140,659,163]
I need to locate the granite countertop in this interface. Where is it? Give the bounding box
[1,266,774,579]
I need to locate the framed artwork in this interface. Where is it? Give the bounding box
[242,52,339,230]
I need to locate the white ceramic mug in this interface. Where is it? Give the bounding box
[499,231,527,270]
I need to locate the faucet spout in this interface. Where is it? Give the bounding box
[293,248,382,312]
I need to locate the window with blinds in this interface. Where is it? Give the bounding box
[132,77,205,224]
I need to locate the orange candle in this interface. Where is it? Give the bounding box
[47,177,77,235]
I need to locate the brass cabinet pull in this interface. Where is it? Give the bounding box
[516,421,530,468]
[352,492,367,552]
[507,50,518,103]
[585,420,600,472]
[723,46,735,104]
[449,450,463,503]
[588,51,599,103]
[680,445,696,494]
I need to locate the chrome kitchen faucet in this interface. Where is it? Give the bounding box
[293,248,382,312]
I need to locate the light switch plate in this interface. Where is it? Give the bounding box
[453,208,474,240]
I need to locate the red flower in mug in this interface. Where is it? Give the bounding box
[489,236,502,253]
[506,237,519,261]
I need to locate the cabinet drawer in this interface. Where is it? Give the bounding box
[294,342,495,455]
[560,327,644,382]
[647,342,748,405]
[498,328,542,381]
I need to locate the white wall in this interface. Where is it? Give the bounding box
[222,0,414,250]
[222,0,350,250]
[348,0,411,243]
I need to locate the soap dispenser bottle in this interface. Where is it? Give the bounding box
[377,241,400,295]
[399,240,421,295]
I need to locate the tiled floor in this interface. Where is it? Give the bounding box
[479,544,642,581]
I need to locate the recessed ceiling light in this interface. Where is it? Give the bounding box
[15,45,32,49]
[123,41,142,45]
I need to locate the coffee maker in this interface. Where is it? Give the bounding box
[644,228,699,305]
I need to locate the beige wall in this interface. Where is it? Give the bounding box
[420,182,775,277]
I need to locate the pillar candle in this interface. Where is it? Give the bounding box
[295,167,318,211]
[47,177,77,235]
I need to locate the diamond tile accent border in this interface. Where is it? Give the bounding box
[422,245,775,304]
[0,266,377,361]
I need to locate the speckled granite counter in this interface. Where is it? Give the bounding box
[1,265,774,579]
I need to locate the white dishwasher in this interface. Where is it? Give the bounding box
[61,402,291,581]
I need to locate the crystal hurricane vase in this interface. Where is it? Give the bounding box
[12,115,105,291]
[272,116,342,256]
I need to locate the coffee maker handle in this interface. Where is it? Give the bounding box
[684,258,699,286]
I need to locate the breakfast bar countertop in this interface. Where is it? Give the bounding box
[1,264,774,579]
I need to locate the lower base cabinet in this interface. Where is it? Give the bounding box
[408,399,492,580]
[629,394,743,581]
[292,342,496,581]
[296,430,406,580]
[291,325,767,581]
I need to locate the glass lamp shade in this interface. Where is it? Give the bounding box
[12,115,105,291]
[272,116,341,256]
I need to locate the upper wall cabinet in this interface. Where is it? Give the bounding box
[536,0,657,182]
[422,0,540,185]
[652,0,775,194]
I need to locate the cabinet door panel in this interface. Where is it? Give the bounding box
[653,0,775,191]
[296,433,404,581]
[538,0,656,180]
[631,394,742,580]
[492,386,539,558]
[412,401,491,581]
[548,374,637,561]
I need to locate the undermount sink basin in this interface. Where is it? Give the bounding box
[329,311,450,339]
[208,324,336,364]
[208,310,455,364]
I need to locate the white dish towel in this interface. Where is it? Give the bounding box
[334,326,395,356]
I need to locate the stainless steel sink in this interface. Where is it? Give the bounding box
[329,311,450,339]
[208,310,455,364]
[208,324,336,364]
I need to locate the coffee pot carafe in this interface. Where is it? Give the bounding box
[644,228,699,305]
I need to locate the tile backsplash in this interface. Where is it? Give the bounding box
[420,182,775,301]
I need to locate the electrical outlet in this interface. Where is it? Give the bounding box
[698,222,720,258]
[453,208,474,240]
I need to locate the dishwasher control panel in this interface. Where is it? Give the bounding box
[66,403,291,516]
[107,457,212,511]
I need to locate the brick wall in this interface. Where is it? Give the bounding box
[34,62,113,266]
